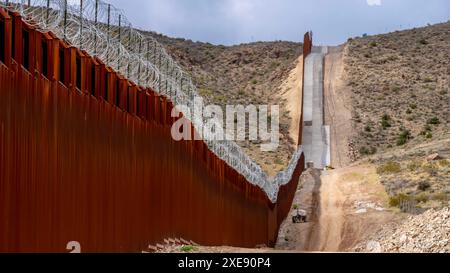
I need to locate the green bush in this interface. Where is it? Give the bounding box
[397,139,407,146]
[397,130,411,146]
[427,117,440,125]
[377,161,402,174]
[180,245,196,252]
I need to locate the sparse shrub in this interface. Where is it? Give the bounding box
[397,130,411,146]
[423,77,433,83]
[270,61,280,69]
[251,79,258,85]
[409,104,417,110]
[406,109,412,115]
[387,55,398,62]
[377,161,402,175]
[381,114,392,129]
[417,181,431,191]
[432,192,448,202]
[415,193,429,203]
[439,159,449,167]
[364,124,372,132]
[423,163,438,176]
[391,85,401,92]
[396,138,407,146]
[407,161,422,172]
[293,204,299,210]
[418,39,428,45]
[427,117,440,125]
[420,125,433,136]
[389,193,411,207]
[274,157,283,165]
[369,41,377,47]
[426,132,433,139]
[360,146,377,156]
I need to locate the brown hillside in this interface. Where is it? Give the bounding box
[142,31,304,176]
[343,21,450,158]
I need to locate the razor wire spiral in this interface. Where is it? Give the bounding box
[1,0,303,202]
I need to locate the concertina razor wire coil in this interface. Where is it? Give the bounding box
[1,0,304,203]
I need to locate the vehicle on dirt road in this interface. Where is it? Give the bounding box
[292,209,308,223]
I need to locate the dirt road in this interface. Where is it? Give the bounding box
[324,46,353,167]
[276,165,402,252]
[313,171,345,251]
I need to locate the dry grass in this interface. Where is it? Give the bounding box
[369,139,450,210]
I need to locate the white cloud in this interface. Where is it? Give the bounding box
[366,0,382,6]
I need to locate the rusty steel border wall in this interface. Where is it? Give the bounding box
[0,9,311,252]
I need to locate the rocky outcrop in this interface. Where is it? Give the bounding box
[355,207,450,253]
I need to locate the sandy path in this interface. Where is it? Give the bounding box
[315,171,345,251]
[324,46,353,168]
[280,55,303,147]
[275,165,401,252]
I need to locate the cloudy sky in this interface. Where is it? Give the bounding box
[107,0,450,46]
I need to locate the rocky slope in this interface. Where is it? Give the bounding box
[343,21,450,159]
[355,206,450,253]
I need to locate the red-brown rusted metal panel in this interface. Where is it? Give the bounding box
[0,12,306,253]
[0,9,12,67]
[298,32,313,145]
[68,47,77,90]
[11,12,22,65]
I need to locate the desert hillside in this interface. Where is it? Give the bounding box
[142,31,304,175]
[344,21,449,158]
